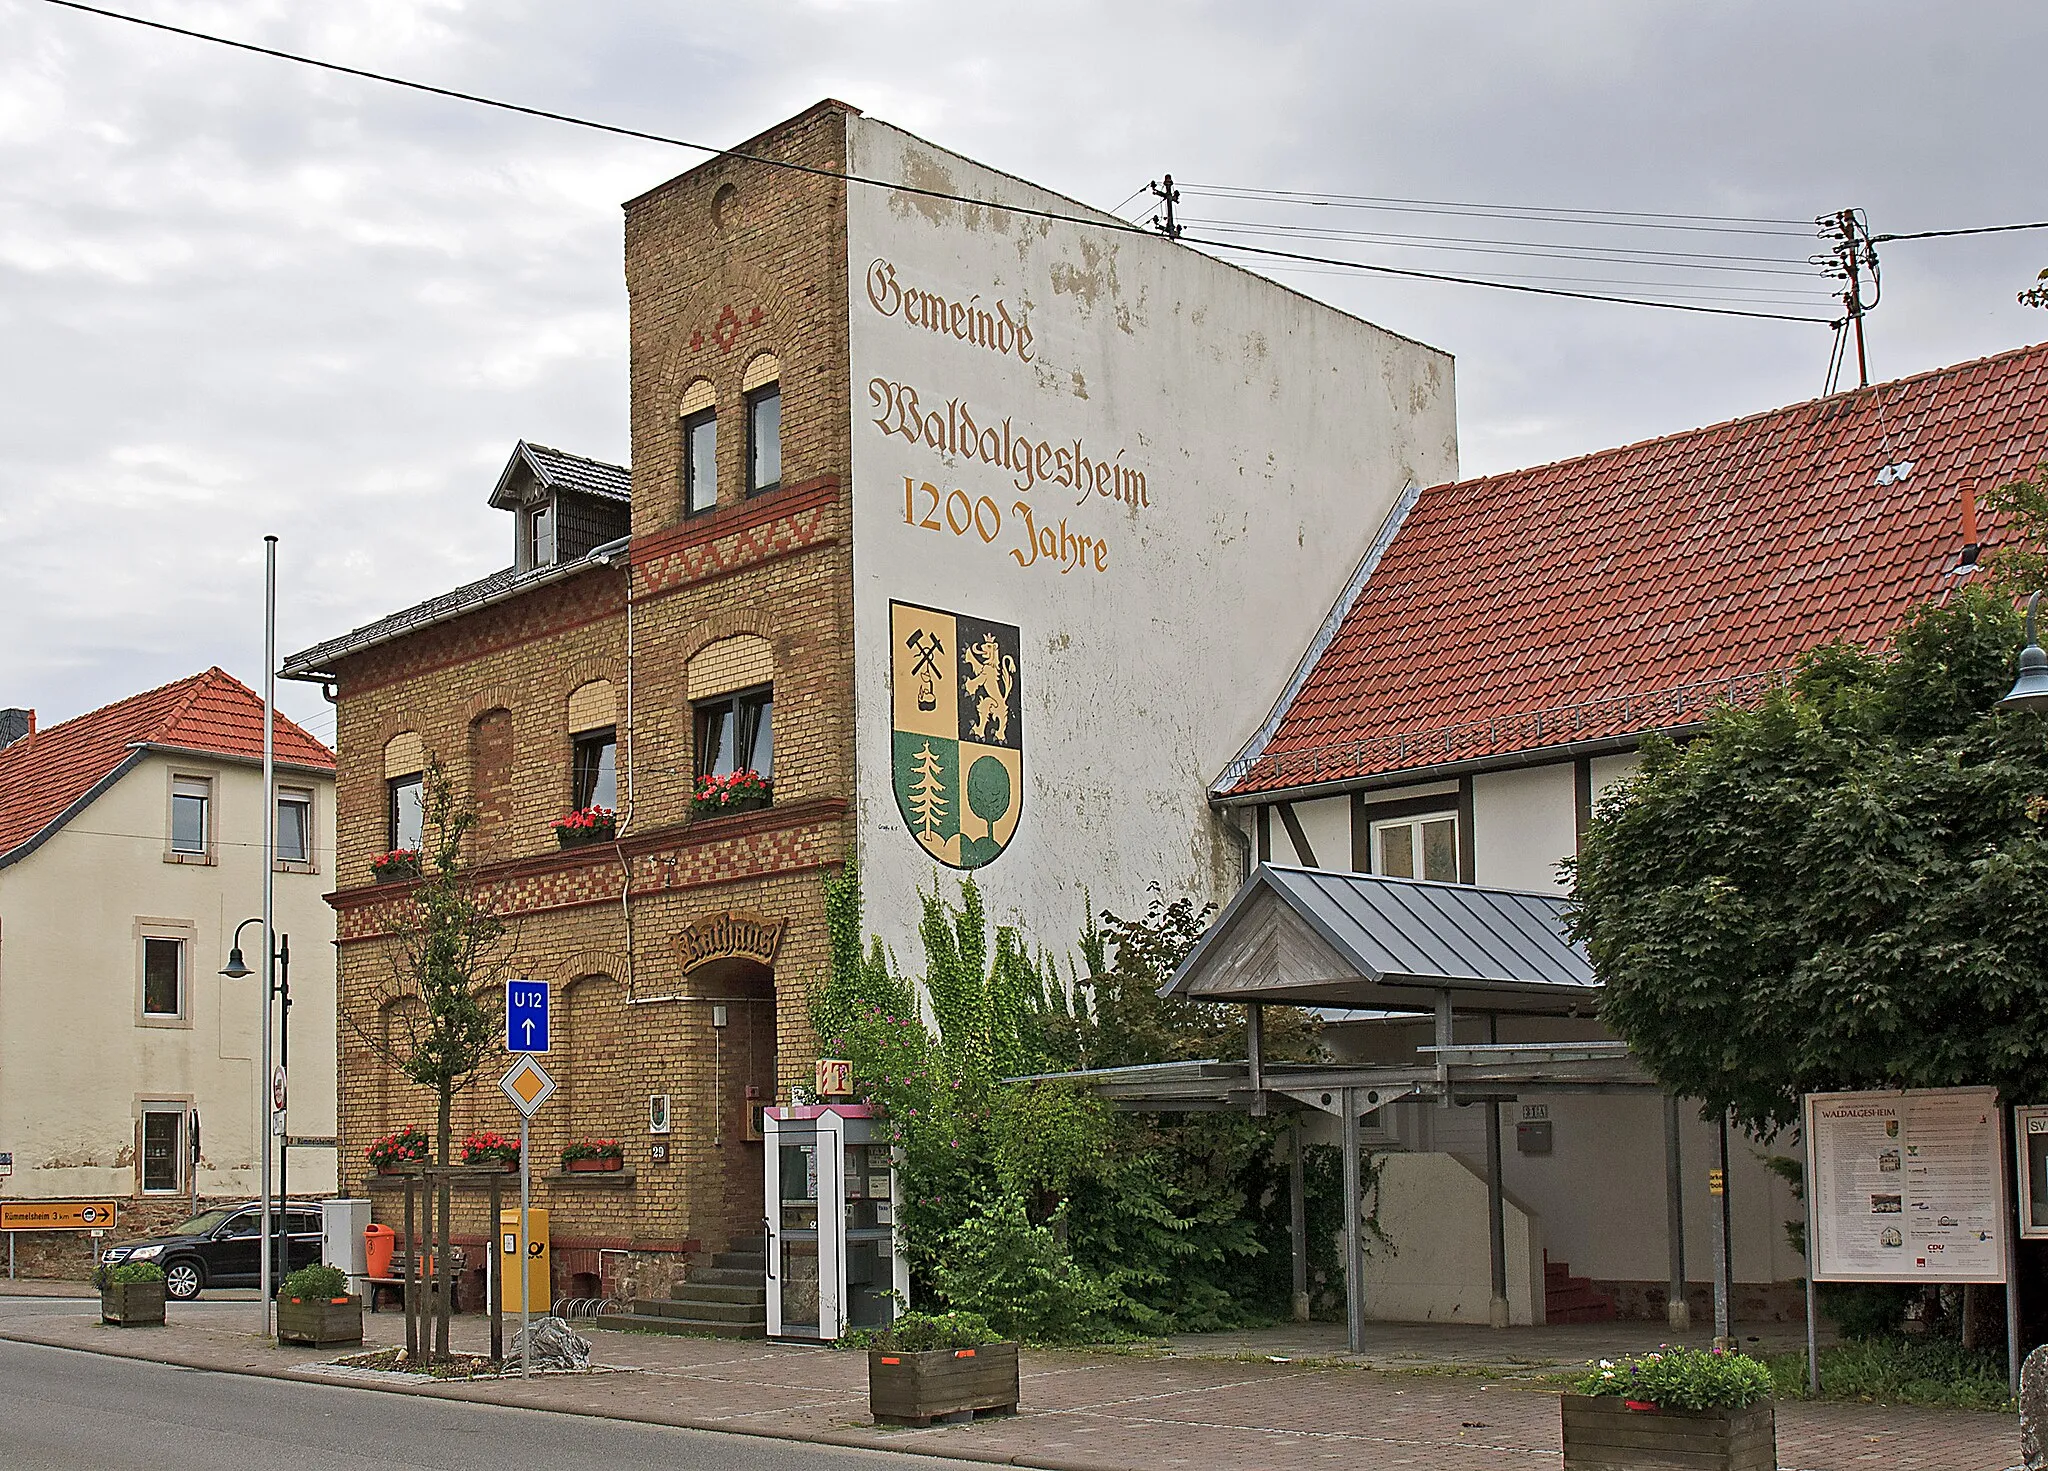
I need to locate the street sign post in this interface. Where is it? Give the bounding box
[506,981,551,1054]
[499,1055,555,1378]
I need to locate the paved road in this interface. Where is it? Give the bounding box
[0,1337,985,1470]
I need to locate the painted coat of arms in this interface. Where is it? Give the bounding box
[891,601,1023,869]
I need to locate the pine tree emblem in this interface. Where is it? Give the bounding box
[909,741,948,840]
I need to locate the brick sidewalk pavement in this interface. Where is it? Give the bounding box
[0,1296,2019,1471]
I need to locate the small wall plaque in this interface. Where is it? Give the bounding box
[1516,1120,1554,1155]
[649,1142,670,1164]
[649,1094,671,1135]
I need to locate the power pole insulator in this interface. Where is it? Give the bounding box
[1149,174,1183,240]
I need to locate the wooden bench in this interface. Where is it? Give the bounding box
[366,1255,449,1313]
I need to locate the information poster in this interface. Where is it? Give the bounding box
[1805,1087,2006,1283]
[2015,1105,2048,1239]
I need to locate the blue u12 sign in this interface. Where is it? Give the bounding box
[506,980,550,1054]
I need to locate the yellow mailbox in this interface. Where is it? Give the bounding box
[498,1207,551,1315]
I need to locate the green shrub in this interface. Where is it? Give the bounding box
[1819,1282,1918,1339]
[854,1310,1003,1352]
[1575,1345,1774,1410]
[930,1194,1132,1342]
[93,1261,166,1290]
[1763,1337,2011,1410]
[278,1264,350,1301]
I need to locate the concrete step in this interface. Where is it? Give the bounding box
[595,1310,765,1339]
[633,1296,764,1327]
[671,1281,766,1307]
[713,1252,767,1273]
[1547,1301,1618,1324]
[727,1236,766,1256]
[685,1266,765,1290]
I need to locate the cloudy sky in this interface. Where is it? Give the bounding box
[4,0,2044,743]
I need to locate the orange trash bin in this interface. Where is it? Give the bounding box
[364,1223,396,1281]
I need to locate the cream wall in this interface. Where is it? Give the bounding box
[0,753,337,1207]
[845,114,1460,962]
[1472,765,1576,892]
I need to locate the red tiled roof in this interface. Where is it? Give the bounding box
[0,668,333,861]
[1225,341,2048,796]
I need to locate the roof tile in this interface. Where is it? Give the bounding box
[1226,341,2048,795]
[0,668,332,860]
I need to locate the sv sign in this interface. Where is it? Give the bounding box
[506,981,551,1055]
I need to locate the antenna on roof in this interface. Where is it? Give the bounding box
[1814,208,1880,390]
[1148,174,1183,240]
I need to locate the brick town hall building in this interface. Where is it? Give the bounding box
[283,100,1458,1305]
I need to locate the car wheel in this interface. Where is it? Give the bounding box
[163,1259,204,1301]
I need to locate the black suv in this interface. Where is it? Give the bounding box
[99,1203,324,1301]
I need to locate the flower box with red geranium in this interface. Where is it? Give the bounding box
[461,1129,519,1171]
[553,805,617,848]
[366,1126,432,1174]
[691,769,771,817]
[370,848,421,882]
[561,1139,625,1172]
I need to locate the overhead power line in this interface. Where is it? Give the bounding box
[1177,235,1837,324]
[1874,220,2048,243]
[1180,183,1816,236]
[31,0,1831,326]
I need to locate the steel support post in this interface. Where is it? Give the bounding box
[1711,1115,1733,1349]
[1486,1098,1509,1327]
[1247,1005,1266,1117]
[1342,1087,1365,1354]
[1434,993,1453,1109]
[1664,1094,1690,1329]
[1289,1113,1308,1323]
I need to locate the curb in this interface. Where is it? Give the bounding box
[0,1322,1091,1470]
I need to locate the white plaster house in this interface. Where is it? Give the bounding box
[0,670,336,1269]
[1208,342,2048,1324]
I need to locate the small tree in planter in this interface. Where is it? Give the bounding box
[277,1263,363,1346]
[1565,1346,1776,1470]
[462,1129,520,1171]
[692,769,771,817]
[860,1310,1018,1427]
[96,1261,167,1326]
[560,1138,625,1173]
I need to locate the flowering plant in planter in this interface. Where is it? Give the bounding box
[560,1138,625,1171]
[692,769,771,816]
[1573,1345,1775,1410]
[366,1126,433,1172]
[461,1129,520,1169]
[552,805,617,846]
[370,848,422,881]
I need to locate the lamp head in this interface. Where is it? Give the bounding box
[2002,591,2048,713]
[2001,642,2048,712]
[219,946,253,979]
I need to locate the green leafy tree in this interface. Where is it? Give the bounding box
[2021,269,2048,309]
[1571,585,2048,1133]
[348,757,510,1358]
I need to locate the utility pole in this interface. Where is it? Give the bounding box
[1815,209,1880,389]
[1149,174,1182,240]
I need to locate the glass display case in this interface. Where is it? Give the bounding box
[763,1103,908,1340]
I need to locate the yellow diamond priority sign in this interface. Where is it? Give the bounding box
[499,1055,556,1118]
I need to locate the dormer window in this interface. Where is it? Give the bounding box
[523,498,557,569]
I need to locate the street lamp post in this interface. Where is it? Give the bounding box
[221,923,290,1317]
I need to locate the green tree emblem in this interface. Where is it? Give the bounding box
[966,755,1011,841]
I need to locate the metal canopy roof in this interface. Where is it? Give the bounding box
[1162,864,1598,1014]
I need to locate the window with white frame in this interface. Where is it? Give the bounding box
[170,775,211,855]
[388,772,424,852]
[140,1105,185,1193]
[277,787,313,866]
[1372,812,1459,883]
[142,936,185,1020]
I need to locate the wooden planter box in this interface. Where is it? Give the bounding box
[869,1343,1019,1427]
[277,1295,364,1346]
[100,1280,166,1326]
[565,1157,623,1172]
[555,827,616,849]
[1561,1394,1775,1470]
